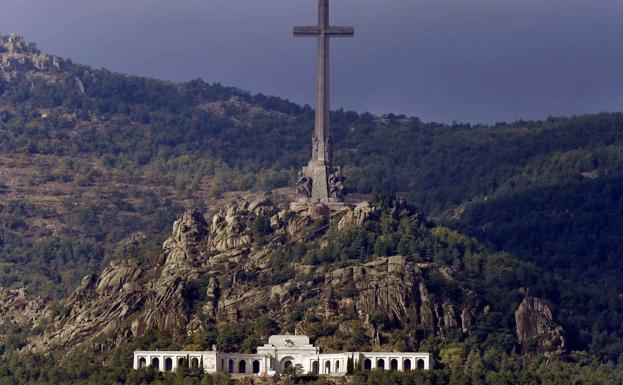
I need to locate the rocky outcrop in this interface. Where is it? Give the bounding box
[210,202,252,252]
[515,297,566,356]
[209,198,278,252]
[0,288,50,354]
[24,199,486,356]
[323,254,478,346]
[162,208,209,269]
[29,259,145,352]
[0,34,40,55]
[0,288,49,327]
[0,34,64,81]
[203,277,220,317]
[460,290,479,333]
[338,202,376,232]
[418,282,435,332]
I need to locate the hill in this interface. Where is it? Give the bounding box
[0,33,622,370]
[2,197,621,385]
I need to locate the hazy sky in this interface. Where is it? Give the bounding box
[1,0,623,123]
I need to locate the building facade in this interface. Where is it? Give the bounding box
[133,335,432,376]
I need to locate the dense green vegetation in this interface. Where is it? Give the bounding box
[0,190,182,296]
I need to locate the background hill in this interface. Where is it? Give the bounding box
[0,34,622,375]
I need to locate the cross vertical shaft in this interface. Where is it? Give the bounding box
[316,0,330,162]
[293,0,354,205]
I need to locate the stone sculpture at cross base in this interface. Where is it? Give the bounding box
[291,0,354,211]
[296,161,346,206]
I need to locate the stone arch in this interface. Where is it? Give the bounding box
[221,359,224,371]
[165,357,173,371]
[138,357,147,368]
[363,358,372,370]
[390,358,398,371]
[403,358,412,371]
[280,356,295,371]
[312,360,319,374]
[335,360,340,372]
[324,360,331,374]
[377,358,385,370]
[228,359,234,373]
[239,360,246,373]
[253,360,261,374]
[190,357,199,368]
[151,357,160,370]
[417,359,425,369]
[178,357,186,368]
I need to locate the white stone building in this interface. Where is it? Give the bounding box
[133,335,432,376]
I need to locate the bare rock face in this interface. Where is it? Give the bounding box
[29,259,145,353]
[162,208,209,269]
[338,202,376,232]
[441,301,458,329]
[418,282,435,332]
[335,256,420,325]
[209,198,280,252]
[210,202,252,252]
[203,277,220,317]
[136,276,195,336]
[515,297,566,355]
[324,255,476,345]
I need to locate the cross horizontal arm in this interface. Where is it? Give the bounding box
[293,26,321,36]
[293,26,355,37]
[325,26,354,36]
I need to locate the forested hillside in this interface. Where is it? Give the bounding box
[1,197,622,385]
[1,34,622,374]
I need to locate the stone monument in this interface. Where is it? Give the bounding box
[293,0,353,208]
[134,334,432,374]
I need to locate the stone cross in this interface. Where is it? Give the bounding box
[293,0,353,205]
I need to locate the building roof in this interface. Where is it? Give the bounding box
[267,335,311,347]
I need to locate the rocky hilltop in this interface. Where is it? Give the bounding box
[0,34,64,79]
[0,197,565,359]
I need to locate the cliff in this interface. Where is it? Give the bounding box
[515,297,566,356]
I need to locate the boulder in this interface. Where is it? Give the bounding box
[209,202,252,251]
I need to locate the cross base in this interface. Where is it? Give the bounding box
[303,161,331,204]
[295,160,346,206]
[289,201,351,218]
